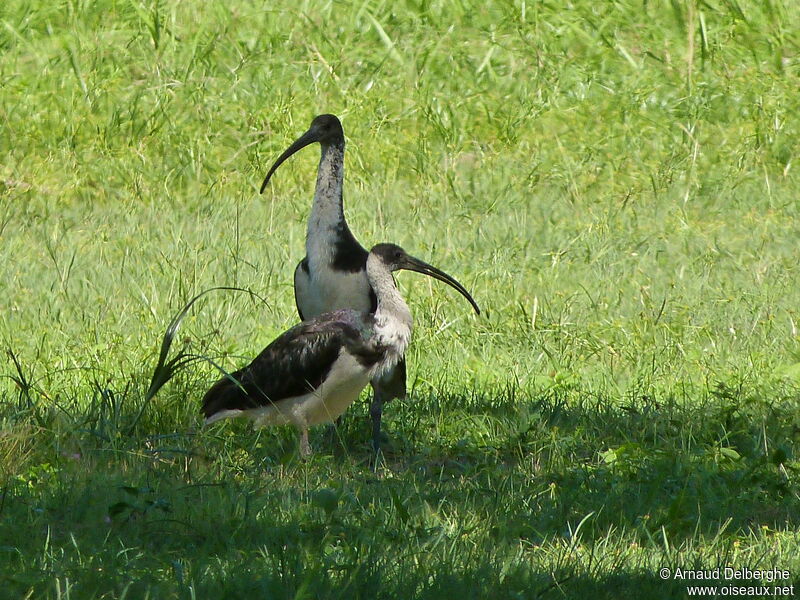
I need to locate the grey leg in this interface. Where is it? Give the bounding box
[369,358,407,455]
[299,428,312,458]
[370,390,385,455]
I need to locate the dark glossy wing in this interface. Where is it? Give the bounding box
[293,257,310,320]
[201,311,381,419]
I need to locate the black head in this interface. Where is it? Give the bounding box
[307,114,344,144]
[260,114,344,193]
[369,243,481,315]
[371,243,408,270]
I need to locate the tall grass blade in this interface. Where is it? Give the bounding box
[142,286,268,408]
[366,13,405,67]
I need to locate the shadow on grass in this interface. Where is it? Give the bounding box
[374,382,800,540]
[1,380,799,598]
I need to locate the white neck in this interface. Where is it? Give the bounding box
[366,254,413,357]
[307,142,345,244]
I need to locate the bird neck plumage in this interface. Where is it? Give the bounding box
[367,256,413,352]
[308,140,346,242]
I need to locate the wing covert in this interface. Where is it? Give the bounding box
[201,314,370,418]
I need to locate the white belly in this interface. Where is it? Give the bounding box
[243,350,373,429]
[295,261,372,319]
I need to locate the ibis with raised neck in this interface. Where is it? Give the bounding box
[260,114,479,453]
[201,244,480,457]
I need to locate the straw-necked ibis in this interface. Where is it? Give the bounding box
[201,244,480,457]
[259,114,478,452]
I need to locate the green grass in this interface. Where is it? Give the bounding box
[2,0,800,597]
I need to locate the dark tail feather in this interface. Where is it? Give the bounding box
[201,372,252,420]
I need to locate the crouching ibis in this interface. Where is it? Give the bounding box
[201,244,480,457]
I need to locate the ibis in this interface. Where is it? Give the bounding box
[260,114,479,452]
[201,244,480,457]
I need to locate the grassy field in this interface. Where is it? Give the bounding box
[2,0,800,597]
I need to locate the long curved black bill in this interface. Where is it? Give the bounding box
[402,256,481,315]
[260,128,319,193]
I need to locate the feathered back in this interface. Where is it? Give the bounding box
[201,311,382,421]
[201,368,252,419]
